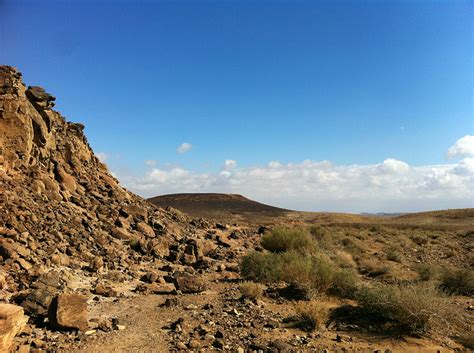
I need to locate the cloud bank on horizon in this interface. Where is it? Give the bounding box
[115,135,474,213]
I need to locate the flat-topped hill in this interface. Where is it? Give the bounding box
[148,193,289,223]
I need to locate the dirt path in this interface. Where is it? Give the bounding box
[67,281,456,353]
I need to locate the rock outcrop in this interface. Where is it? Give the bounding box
[0,65,199,320]
[0,65,253,351]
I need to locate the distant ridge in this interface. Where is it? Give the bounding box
[148,193,290,222]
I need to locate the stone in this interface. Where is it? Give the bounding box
[120,205,148,222]
[111,227,133,240]
[0,239,29,259]
[212,338,224,349]
[98,318,113,332]
[174,273,206,293]
[137,222,155,237]
[49,294,88,331]
[0,304,29,352]
[161,298,179,307]
[141,271,159,283]
[25,86,55,105]
[215,223,227,230]
[176,341,187,350]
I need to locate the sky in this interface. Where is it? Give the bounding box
[1,0,473,212]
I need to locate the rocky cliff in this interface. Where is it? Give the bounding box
[0,65,180,284]
[0,65,226,350]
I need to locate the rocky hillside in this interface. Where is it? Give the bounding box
[0,66,242,351]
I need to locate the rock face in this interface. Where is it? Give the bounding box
[0,304,28,351]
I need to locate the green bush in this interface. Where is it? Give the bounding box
[385,245,402,262]
[415,264,436,282]
[309,225,333,249]
[241,250,340,298]
[329,269,360,298]
[261,226,316,253]
[240,251,281,283]
[439,268,474,296]
[356,282,451,335]
[280,252,336,297]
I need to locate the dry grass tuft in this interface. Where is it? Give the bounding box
[293,301,329,331]
[356,282,453,335]
[439,267,474,296]
[239,281,265,299]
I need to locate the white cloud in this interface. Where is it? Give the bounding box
[116,156,474,213]
[177,142,192,154]
[113,135,474,213]
[96,152,108,163]
[145,160,157,167]
[223,160,237,170]
[447,135,474,159]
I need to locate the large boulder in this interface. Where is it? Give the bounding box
[174,273,206,294]
[48,294,88,331]
[0,304,29,352]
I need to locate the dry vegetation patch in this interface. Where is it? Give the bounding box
[239,281,265,300]
[356,282,453,335]
[292,301,329,332]
[439,268,474,296]
[261,226,317,253]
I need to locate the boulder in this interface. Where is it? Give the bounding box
[48,294,88,331]
[174,273,206,293]
[120,205,148,222]
[0,304,29,352]
[136,222,155,237]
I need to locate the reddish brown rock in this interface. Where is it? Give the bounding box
[0,304,29,352]
[174,273,206,293]
[49,294,88,331]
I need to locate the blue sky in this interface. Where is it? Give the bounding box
[1,0,473,212]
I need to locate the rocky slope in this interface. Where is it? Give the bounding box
[0,65,247,351]
[0,65,192,294]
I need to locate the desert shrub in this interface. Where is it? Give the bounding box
[240,251,281,283]
[410,234,428,246]
[239,281,265,299]
[439,268,474,296]
[129,237,139,251]
[309,225,333,249]
[357,258,391,277]
[385,245,402,262]
[340,237,363,255]
[279,251,336,298]
[334,250,357,269]
[293,301,329,331]
[457,333,474,350]
[278,251,314,295]
[241,250,338,298]
[308,255,337,294]
[415,264,437,282]
[261,226,316,253]
[356,282,451,335]
[329,269,360,299]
